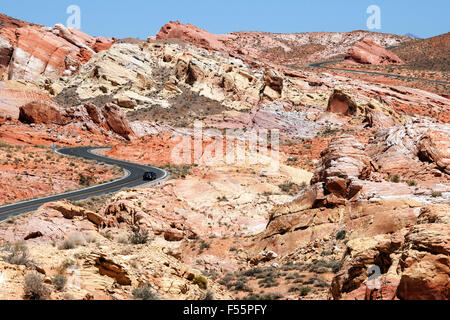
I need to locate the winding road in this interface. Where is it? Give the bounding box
[0,147,168,222]
[309,61,450,86]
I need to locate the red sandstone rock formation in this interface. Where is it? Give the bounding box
[18,101,135,139]
[0,14,115,81]
[345,38,404,65]
[156,21,228,51]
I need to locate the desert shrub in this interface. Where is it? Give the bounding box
[246,293,283,300]
[407,180,417,187]
[128,227,149,245]
[336,230,346,240]
[278,181,301,195]
[52,274,67,291]
[161,164,193,179]
[79,173,94,187]
[24,273,51,300]
[431,191,442,198]
[299,286,312,296]
[199,241,210,253]
[321,250,333,256]
[391,175,400,183]
[2,242,32,266]
[58,233,85,250]
[330,261,343,274]
[84,233,97,244]
[132,285,159,300]
[193,275,208,290]
[308,260,329,273]
[203,291,214,300]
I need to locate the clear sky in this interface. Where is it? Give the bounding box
[2,0,449,39]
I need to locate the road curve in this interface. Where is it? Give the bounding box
[309,61,450,86]
[0,147,168,222]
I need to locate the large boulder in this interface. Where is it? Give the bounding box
[101,103,135,140]
[345,38,404,65]
[18,100,65,125]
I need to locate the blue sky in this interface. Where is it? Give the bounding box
[2,0,449,39]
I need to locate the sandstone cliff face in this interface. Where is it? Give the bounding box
[331,205,449,300]
[0,14,115,81]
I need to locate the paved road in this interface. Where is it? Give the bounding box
[0,147,168,222]
[309,61,450,86]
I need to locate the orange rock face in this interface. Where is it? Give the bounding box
[345,38,404,65]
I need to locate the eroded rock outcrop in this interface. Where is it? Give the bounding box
[367,118,450,177]
[345,38,404,65]
[330,204,449,300]
[327,89,404,125]
[156,21,228,52]
[18,101,135,139]
[0,14,115,81]
[102,199,196,241]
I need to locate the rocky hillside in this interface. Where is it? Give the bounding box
[0,13,115,81]
[157,21,413,67]
[0,15,448,301]
[393,32,450,72]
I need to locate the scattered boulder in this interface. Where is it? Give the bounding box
[93,254,132,286]
[24,231,43,241]
[345,38,404,65]
[47,200,104,226]
[250,250,278,265]
[164,229,184,242]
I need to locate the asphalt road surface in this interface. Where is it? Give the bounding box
[0,147,168,222]
[309,61,450,86]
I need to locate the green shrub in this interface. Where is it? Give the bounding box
[299,286,312,296]
[336,230,346,240]
[431,191,442,198]
[193,275,208,290]
[407,180,417,187]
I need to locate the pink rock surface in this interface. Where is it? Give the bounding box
[345,38,404,65]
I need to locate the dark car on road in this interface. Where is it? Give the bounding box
[143,171,157,181]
